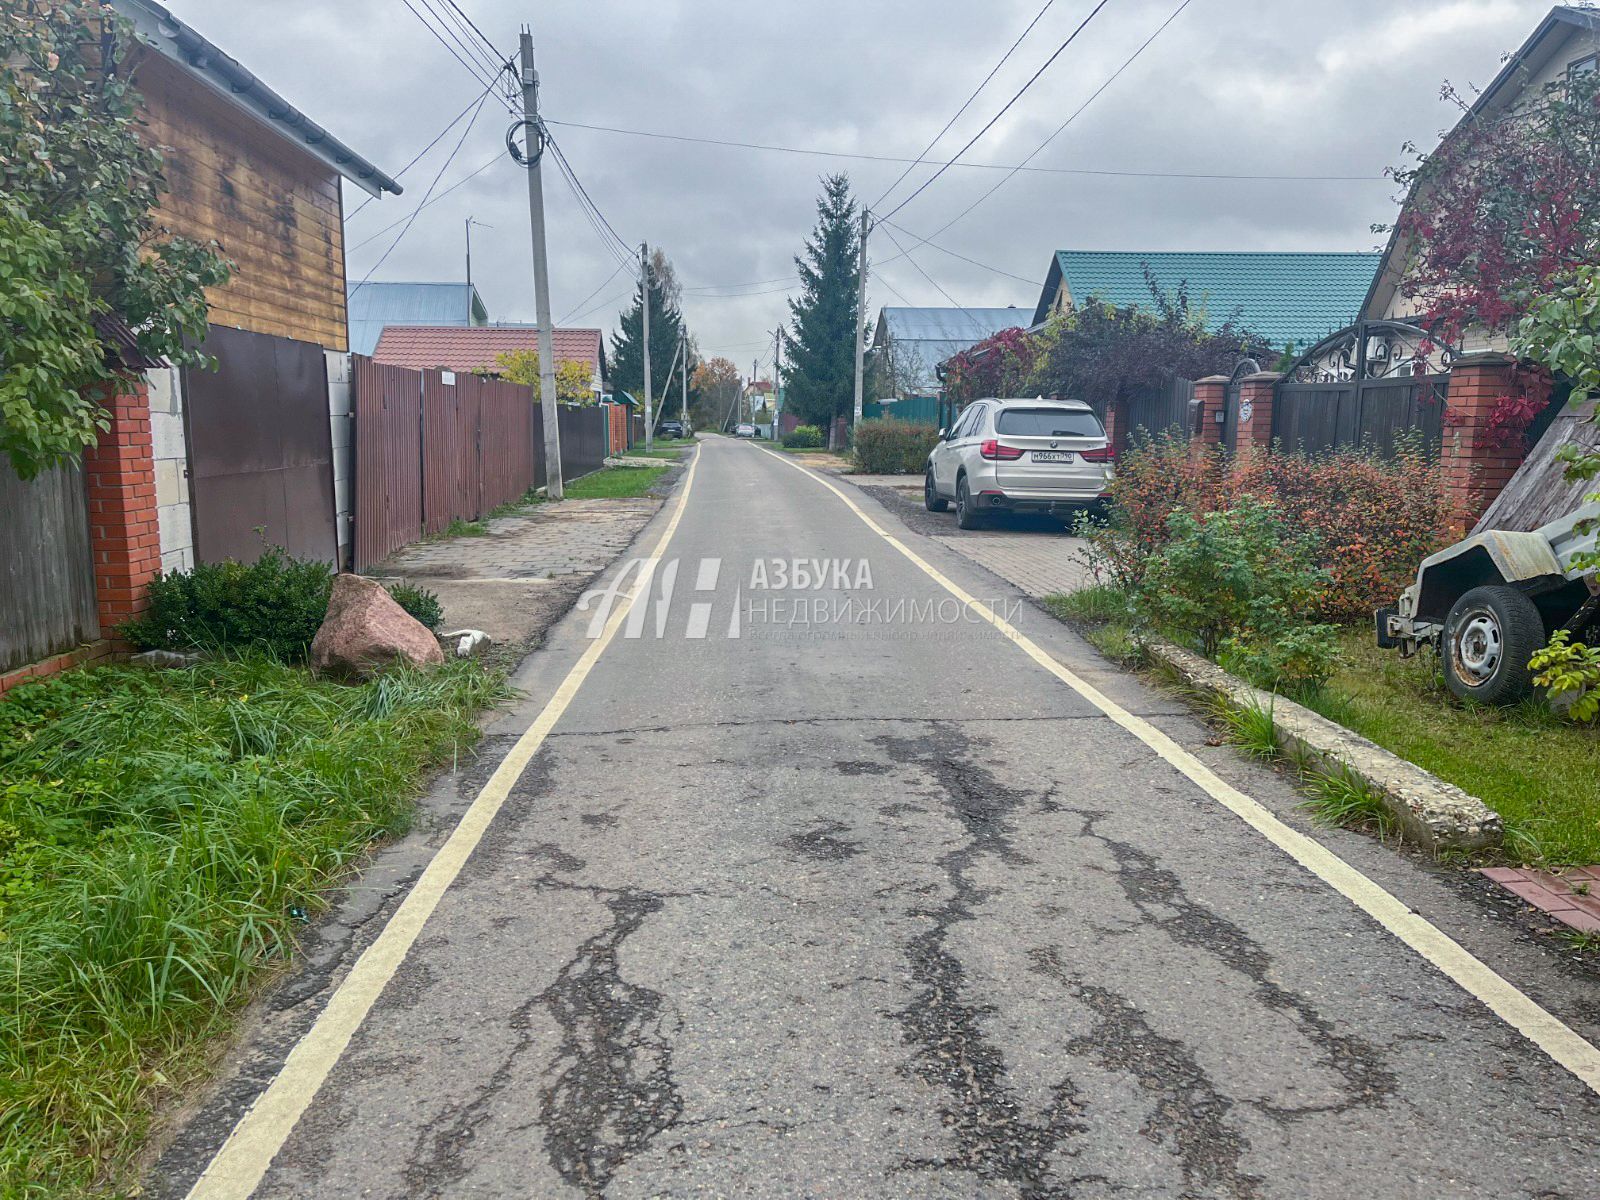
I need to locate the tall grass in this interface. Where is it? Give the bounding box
[0,656,509,1195]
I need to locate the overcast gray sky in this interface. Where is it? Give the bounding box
[177,0,1551,373]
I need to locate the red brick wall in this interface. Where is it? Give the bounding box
[1440,353,1524,533]
[83,377,162,637]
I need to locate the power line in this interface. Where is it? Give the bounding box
[349,89,491,293]
[399,0,507,101]
[889,0,1197,260]
[545,134,633,263]
[684,275,797,293]
[346,151,501,252]
[565,286,633,326]
[559,261,631,325]
[878,0,1113,222]
[420,0,505,85]
[347,75,505,221]
[873,0,1057,210]
[880,217,1038,286]
[548,143,634,269]
[543,118,1380,183]
[875,222,994,340]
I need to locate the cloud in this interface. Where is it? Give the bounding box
[165,0,1555,366]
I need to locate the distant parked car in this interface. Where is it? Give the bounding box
[658,420,688,439]
[924,398,1114,529]
[735,423,757,438]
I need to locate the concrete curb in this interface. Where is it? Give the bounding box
[1144,638,1504,854]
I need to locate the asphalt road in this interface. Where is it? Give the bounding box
[159,439,1600,1199]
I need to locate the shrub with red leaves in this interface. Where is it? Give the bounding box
[1107,435,1454,623]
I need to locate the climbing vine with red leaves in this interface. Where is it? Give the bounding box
[941,327,1037,405]
[1381,71,1600,445]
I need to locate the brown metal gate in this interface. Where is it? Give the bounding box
[0,459,100,672]
[354,357,423,568]
[184,325,338,564]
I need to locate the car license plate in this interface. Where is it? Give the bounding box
[1031,450,1075,463]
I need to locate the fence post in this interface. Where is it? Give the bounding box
[83,375,162,642]
[1192,375,1229,451]
[1234,372,1282,453]
[1440,351,1524,532]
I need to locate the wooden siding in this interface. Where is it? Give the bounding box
[136,51,350,351]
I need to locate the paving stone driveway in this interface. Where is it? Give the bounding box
[371,498,662,648]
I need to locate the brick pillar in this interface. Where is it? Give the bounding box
[1192,375,1229,450]
[1101,401,1121,455]
[1441,352,1525,533]
[1234,372,1281,453]
[82,376,161,640]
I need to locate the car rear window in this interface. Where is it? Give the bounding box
[995,408,1104,437]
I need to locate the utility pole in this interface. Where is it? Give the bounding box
[518,30,563,499]
[464,217,490,323]
[851,205,871,443]
[772,327,783,440]
[640,243,654,453]
[680,326,689,425]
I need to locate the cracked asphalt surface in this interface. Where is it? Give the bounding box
[154,439,1600,1198]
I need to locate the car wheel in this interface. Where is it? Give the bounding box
[1441,584,1545,705]
[955,475,983,530]
[925,469,949,512]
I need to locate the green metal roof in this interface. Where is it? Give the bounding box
[1035,250,1383,352]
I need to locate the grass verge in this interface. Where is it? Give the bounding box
[1043,589,1600,864]
[563,464,669,500]
[0,656,511,1195]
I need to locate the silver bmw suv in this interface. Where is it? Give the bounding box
[924,398,1114,529]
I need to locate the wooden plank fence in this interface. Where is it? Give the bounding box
[0,459,100,673]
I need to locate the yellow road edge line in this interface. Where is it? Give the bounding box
[757,445,1600,1096]
[185,449,705,1200]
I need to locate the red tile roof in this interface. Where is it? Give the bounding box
[372,325,603,375]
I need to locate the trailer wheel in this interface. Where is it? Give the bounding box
[1441,585,1544,705]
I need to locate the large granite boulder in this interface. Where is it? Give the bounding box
[311,574,445,679]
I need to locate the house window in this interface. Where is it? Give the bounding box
[1571,53,1598,80]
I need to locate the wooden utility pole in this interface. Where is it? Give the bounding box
[640,243,654,453]
[518,30,563,499]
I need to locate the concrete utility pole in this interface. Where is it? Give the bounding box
[772,327,783,439]
[680,327,689,425]
[518,30,563,499]
[851,205,871,439]
[640,243,654,453]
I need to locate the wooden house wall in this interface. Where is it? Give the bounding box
[135,51,350,351]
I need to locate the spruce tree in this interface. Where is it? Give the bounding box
[785,175,863,441]
[611,249,687,403]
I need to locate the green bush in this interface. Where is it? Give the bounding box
[1219,623,1342,693]
[387,582,444,631]
[782,424,824,449]
[124,553,448,660]
[1531,631,1600,722]
[1137,498,1327,657]
[122,548,334,661]
[850,420,940,474]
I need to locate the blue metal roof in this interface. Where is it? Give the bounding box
[1035,251,1383,352]
[873,306,1030,393]
[346,282,488,357]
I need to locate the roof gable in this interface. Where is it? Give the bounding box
[372,326,604,376]
[113,0,400,198]
[1038,250,1382,350]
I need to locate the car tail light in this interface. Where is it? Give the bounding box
[1080,445,1116,463]
[979,439,1025,461]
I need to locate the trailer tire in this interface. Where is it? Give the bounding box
[1441,584,1544,705]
